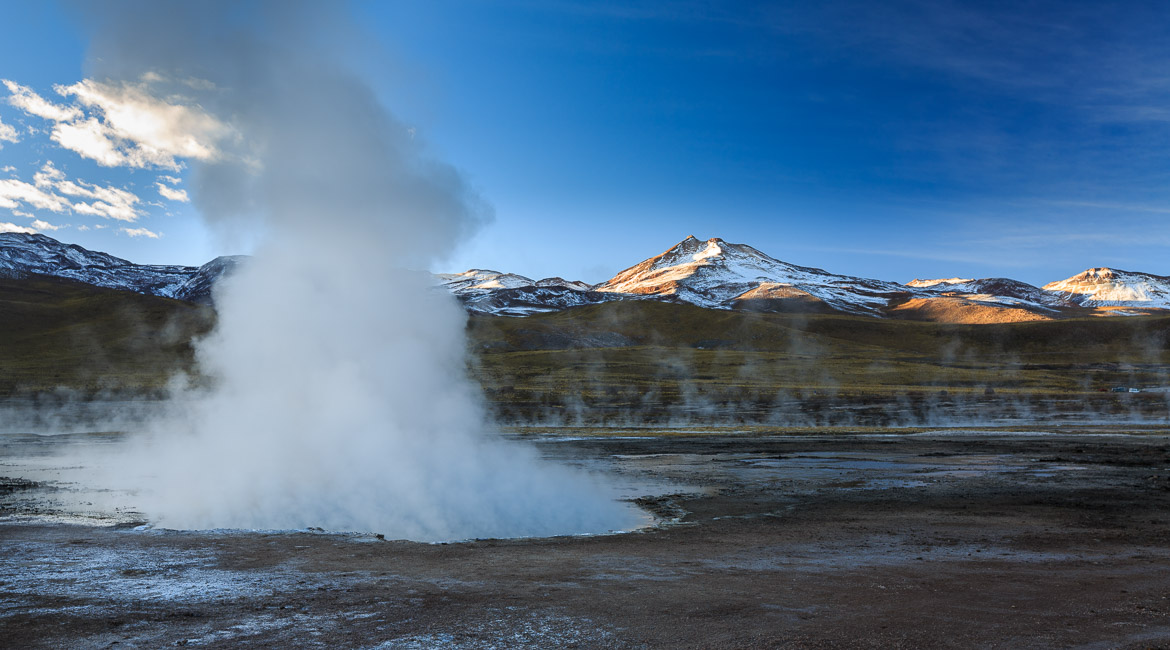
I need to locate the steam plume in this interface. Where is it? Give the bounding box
[78,1,638,539]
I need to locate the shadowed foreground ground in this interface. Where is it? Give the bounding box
[3,430,1170,648]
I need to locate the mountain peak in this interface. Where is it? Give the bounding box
[591,235,905,314]
[1043,267,1170,307]
[636,236,750,275]
[668,234,705,250]
[659,236,757,264]
[1067,267,1117,279]
[436,269,536,294]
[673,235,725,245]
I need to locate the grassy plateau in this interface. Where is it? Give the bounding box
[0,278,1167,425]
[0,276,212,396]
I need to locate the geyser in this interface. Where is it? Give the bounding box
[76,1,640,539]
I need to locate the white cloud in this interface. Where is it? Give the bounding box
[55,79,232,170]
[0,178,71,213]
[32,161,64,186]
[30,219,64,231]
[1,166,15,173]
[160,174,181,185]
[32,161,143,222]
[157,181,190,202]
[76,224,90,231]
[0,221,37,234]
[0,160,144,224]
[49,117,128,168]
[0,115,18,145]
[2,79,82,122]
[72,200,138,222]
[3,77,234,171]
[121,226,160,239]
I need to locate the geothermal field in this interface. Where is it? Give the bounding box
[4,422,1170,647]
[4,1,1170,649]
[5,292,1170,647]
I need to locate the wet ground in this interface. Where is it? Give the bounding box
[4,428,1170,648]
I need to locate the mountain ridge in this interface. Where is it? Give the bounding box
[593,236,910,316]
[452,236,1170,321]
[1,232,1167,322]
[1043,267,1170,309]
[0,232,242,305]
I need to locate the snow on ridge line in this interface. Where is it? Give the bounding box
[441,237,1170,316]
[589,235,914,316]
[436,269,595,296]
[906,278,974,288]
[4,232,1170,316]
[0,232,241,304]
[472,237,1170,316]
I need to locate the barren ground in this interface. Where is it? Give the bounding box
[4,429,1170,648]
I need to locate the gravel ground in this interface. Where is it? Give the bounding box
[3,430,1170,648]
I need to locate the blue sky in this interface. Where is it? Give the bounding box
[1,1,1169,286]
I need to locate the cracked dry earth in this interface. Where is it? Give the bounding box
[4,431,1170,648]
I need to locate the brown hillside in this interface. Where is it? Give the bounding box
[889,297,1052,324]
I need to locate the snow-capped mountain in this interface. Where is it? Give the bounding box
[535,277,593,291]
[890,277,1070,324]
[4,232,1170,321]
[0,232,241,304]
[905,277,972,288]
[171,256,247,304]
[441,237,1170,320]
[906,277,1068,310]
[436,269,538,295]
[593,236,911,316]
[456,285,622,316]
[436,269,613,315]
[0,232,193,296]
[1043,268,1170,309]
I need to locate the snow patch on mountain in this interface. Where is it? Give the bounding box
[593,236,911,315]
[535,277,593,291]
[437,269,535,294]
[435,269,602,315]
[460,286,622,316]
[0,232,246,304]
[906,277,974,288]
[173,256,247,304]
[1043,268,1170,308]
[6,232,1170,320]
[0,232,196,298]
[910,277,1068,311]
